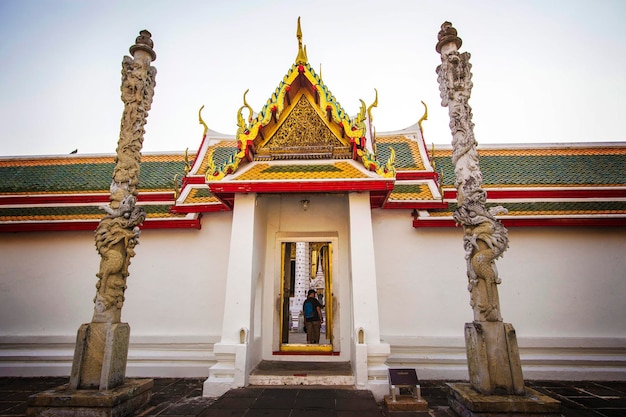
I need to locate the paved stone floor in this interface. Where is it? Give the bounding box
[1,377,625,416]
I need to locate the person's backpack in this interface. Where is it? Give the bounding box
[303,299,315,319]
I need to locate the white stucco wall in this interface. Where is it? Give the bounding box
[0,231,97,336]
[372,209,626,380]
[0,211,233,376]
[498,227,626,338]
[124,212,232,338]
[1,204,624,380]
[372,210,626,338]
[372,210,468,337]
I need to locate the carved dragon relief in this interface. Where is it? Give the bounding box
[92,31,156,323]
[436,22,508,322]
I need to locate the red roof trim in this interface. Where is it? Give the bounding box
[182,176,206,185]
[209,179,394,194]
[0,217,201,233]
[189,133,208,175]
[413,217,626,228]
[170,203,230,213]
[205,180,394,209]
[384,201,449,210]
[396,171,438,181]
[443,188,626,201]
[142,218,202,230]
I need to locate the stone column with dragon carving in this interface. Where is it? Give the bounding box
[436,22,525,396]
[69,30,157,391]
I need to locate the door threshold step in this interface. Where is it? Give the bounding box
[249,360,354,386]
[249,374,355,386]
[273,350,340,355]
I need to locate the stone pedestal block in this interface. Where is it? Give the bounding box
[26,378,153,417]
[384,395,429,411]
[447,383,561,417]
[465,321,525,395]
[69,322,130,390]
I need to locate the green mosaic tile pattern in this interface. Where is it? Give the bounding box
[193,188,213,198]
[433,154,626,187]
[392,184,425,194]
[0,204,176,218]
[0,161,185,194]
[140,161,188,190]
[377,142,415,169]
[213,146,239,167]
[262,165,342,173]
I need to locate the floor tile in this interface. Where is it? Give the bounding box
[293,396,335,410]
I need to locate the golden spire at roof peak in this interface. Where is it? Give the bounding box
[295,17,308,65]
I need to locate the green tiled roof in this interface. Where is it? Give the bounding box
[0,158,187,194]
[433,153,626,187]
[192,188,213,198]
[140,161,189,190]
[212,146,239,168]
[378,142,416,169]
[1,143,625,230]
[0,163,113,194]
[392,184,424,194]
[0,204,174,217]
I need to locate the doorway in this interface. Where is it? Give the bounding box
[279,241,334,352]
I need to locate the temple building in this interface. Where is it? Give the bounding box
[0,21,625,399]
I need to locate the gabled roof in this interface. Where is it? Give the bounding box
[173,19,396,211]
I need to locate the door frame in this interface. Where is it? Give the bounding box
[271,232,340,355]
[278,241,333,352]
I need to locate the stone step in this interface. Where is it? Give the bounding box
[249,360,354,386]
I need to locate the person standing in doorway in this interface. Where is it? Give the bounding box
[303,289,323,343]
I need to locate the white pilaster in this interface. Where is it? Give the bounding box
[204,193,257,397]
[348,192,390,399]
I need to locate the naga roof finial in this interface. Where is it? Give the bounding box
[418,100,428,132]
[367,89,378,121]
[295,17,308,65]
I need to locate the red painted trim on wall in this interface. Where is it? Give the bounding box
[0,217,201,233]
[443,188,626,201]
[412,217,626,228]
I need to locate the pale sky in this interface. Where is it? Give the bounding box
[1,0,625,156]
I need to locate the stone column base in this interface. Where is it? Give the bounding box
[26,378,152,417]
[447,382,561,417]
[70,322,130,390]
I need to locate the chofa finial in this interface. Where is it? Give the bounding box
[435,21,462,54]
[295,17,308,65]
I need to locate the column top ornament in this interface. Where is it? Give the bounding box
[436,21,462,53]
[129,29,157,61]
